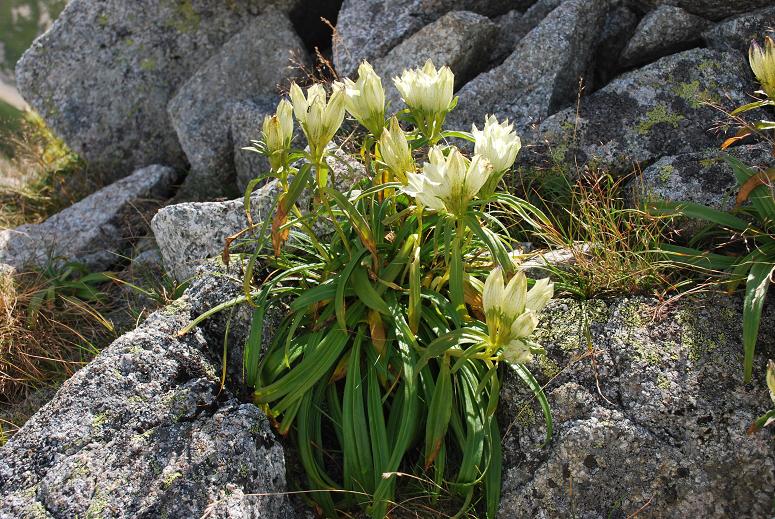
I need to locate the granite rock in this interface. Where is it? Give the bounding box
[634,0,774,21]
[703,6,775,53]
[0,165,177,271]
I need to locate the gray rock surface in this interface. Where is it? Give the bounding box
[635,0,774,21]
[447,0,607,132]
[490,0,562,66]
[230,99,279,192]
[333,0,519,78]
[534,48,755,175]
[152,150,366,281]
[169,10,307,201]
[0,263,294,519]
[373,11,497,110]
[0,165,177,271]
[620,5,710,67]
[703,6,775,53]
[631,143,774,212]
[16,0,298,181]
[499,294,775,517]
[592,4,640,87]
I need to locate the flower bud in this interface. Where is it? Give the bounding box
[342,61,385,137]
[290,82,345,161]
[749,36,775,99]
[379,117,414,182]
[768,359,775,404]
[262,99,294,171]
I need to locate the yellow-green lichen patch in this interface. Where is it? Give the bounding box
[533,300,610,353]
[85,487,109,519]
[161,470,182,489]
[168,0,201,33]
[637,105,685,135]
[658,164,675,183]
[139,58,156,71]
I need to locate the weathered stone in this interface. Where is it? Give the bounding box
[373,11,497,109]
[151,150,366,281]
[620,5,710,67]
[490,0,562,66]
[0,165,177,271]
[0,263,294,519]
[333,0,519,78]
[15,0,300,181]
[634,0,774,21]
[499,294,775,517]
[703,6,775,53]
[230,99,278,193]
[447,0,608,133]
[631,142,774,211]
[534,49,755,176]
[169,10,306,201]
[592,4,640,87]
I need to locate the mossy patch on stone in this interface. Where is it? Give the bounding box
[638,105,685,135]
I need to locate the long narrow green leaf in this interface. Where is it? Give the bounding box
[511,364,553,444]
[743,261,775,383]
[351,266,391,315]
[343,328,374,493]
[424,356,453,468]
[484,417,502,519]
[336,249,368,330]
[648,199,750,231]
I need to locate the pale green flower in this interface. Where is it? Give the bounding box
[393,59,454,115]
[379,117,414,182]
[472,115,521,174]
[750,36,775,99]
[262,99,294,171]
[341,61,385,137]
[289,82,345,161]
[403,146,492,216]
[482,268,554,363]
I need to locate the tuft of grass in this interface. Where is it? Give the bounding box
[515,168,680,299]
[0,262,116,410]
[0,111,103,229]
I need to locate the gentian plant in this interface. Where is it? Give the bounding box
[234,59,553,517]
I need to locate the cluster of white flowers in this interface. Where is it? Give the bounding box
[289,83,345,162]
[750,36,775,99]
[393,60,455,115]
[482,269,554,364]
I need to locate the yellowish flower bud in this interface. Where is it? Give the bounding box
[767,359,775,404]
[501,338,533,364]
[379,117,414,182]
[403,146,492,216]
[393,59,454,115]
[342,61,385,137]
[262,99,294,171]
[289,82,345,161]
[749,36,775,99]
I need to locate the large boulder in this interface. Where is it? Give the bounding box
[230,98,280,193]
[333,0,519,78]
[635,0,774,21]
[151,149,366,280]
[447,0,608,132]
[373,11,497,109]
[703,6,775,53]
[0,165,177,271]
[499,294,775,517]
[0,264,295,519]
[619,5,710,67]
[489,0,563,66]
[15,0,299,181]
[533,48,755,176]
[168,10,308,200]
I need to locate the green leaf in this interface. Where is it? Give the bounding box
[660,244,738,271]
[511,364,553,445]
[648,199,750,231]
[730,99,774,115]
[464,213,514,274]
[336,249,368,330]
[366,363,390,490]
[351,265,391,316]
[742,260,774,383]
[484,418,503,519]
[342,328,374,492]
[424,356,453,468]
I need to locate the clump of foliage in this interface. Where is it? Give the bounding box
[224,60,555,516]
[0,262,115,405]
[652,37,775,383]
[0,111,94,229]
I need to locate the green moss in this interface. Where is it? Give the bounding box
[658,164,675,183]
[168,0,201,33]
[91,412,108,429]
[698,59,720,73]
[86,487,109,519]
[637,105,685,135]
[97,13,109,26]
[532,300,610,353]
[699,157,719,168]
[161,471,182,489]
[139,58,156,71]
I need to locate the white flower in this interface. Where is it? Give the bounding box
[379,117,414,181]
[262,99,294,170]
[341,61,385,136]
[750,36,775,99]
[768,359,775,404]
[393,59,454,114]
[289,82,345,160]
[404,146,492,215]
[472,115,521,173]
[481,268,554,362]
